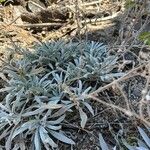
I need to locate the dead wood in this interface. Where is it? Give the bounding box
[21,6,70,23]
[15,22,63,28]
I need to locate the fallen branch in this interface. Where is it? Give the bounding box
[14,22,63,28]
[90,64,146,96]
[86,94,150,127]
[81,12,122,24]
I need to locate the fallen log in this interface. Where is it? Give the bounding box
[21,5,70,23]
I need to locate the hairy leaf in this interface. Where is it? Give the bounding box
[39,126,57,148]
[138,127,150,148]
[34,129,41,150]
[79,107,87,128]
[99,133,109,150]
[50,130,75,145]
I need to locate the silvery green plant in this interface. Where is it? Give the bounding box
[0,40,124,149]
[99,126,150,150]
[122,126,150,150]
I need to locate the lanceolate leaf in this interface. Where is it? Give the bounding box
[22,108,45,117]
[0,87,14,93]
[34,129,41,150]
[137,139,149,149]
[79,107,87,128]
[40,103,63,109]
[99,133,109,150]
[138,127,150,148]
[12,120,36,139]
[0,103,9,112]
[12,126,28,140]
[50,130,75,145]
[5,126,16,150]
[39,126,57,148]
[48,115,66,125]
[82,102,94,116]
[46,125,61,130]
[30,67,45,75]
[50,104,74,118]
[12,87,24,111]
[135,147,148,150]
[5,93,14,110]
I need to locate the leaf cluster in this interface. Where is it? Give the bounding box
[0,40,123,149]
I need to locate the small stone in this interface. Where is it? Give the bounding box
[142,89,147,95]
[146,94,150,101]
